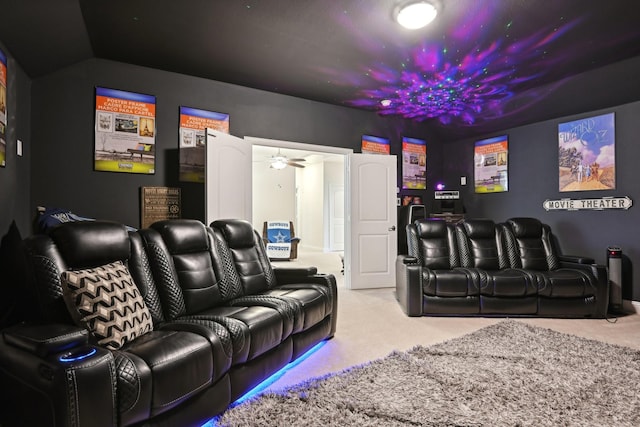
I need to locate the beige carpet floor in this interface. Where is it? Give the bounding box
[264,247,640,394]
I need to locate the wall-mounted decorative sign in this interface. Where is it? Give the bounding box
[94,87,156,174]
[401,137,426,189]
[361,134,390,155]
[543,196,632,211]
[140,186,181,228]
[0,48,7,168]
[474,135,508,193]
[558,112,615,192]
[179,106,229,182]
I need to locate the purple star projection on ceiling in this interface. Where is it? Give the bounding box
[346,19,580,125]
[320,2,593,126]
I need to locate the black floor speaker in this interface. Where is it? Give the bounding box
[607,246,623,313]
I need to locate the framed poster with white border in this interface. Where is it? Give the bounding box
[474,135,508,193]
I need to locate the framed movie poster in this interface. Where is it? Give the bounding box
[0,48,7,168]
[361,134,390,155]
[474,135,508,193]
[402,137,426,189]
[558,112,615,192]
[179,106,229,182]
[94,87,156,174]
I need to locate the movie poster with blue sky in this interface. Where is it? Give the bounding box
[0,48,7,167]
[558,112,615,192]
[94,87,156,174]
[179,106,229,182]
[402,137,426,189]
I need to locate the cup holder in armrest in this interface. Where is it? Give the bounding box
[58,346,98,363]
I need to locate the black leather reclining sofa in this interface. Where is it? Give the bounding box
[396,217,608,317]
[0,219,337,427]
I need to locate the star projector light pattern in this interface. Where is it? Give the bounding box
[347,20,579,125]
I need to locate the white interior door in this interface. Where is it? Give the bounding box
[205,129,252,224]
[346,153,397,289]
[329,184,344,251]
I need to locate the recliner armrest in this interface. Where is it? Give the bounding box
[273,266,318,278]
[558,255,595,264]
[3,323,89,358]
[396,255,423,316]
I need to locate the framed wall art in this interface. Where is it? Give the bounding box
[0,48,7,168]
[474,135,508,193]
[179,106,229,182]
[558,112,615,192]
[361,134,390,155]
[94,87,156,174]
[401,137,426,190]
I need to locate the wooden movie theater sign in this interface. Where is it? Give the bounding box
[543,196,632,211]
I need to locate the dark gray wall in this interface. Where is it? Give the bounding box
[0,43,31,238]
[443,101,640,301]
[11,55,640,303]
[30,58,438,229]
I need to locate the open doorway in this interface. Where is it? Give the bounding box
[246,136,351,254]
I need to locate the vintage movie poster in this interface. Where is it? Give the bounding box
[474,135,508,193]
[0,48,7,168]
[94,87,156,174]
[179,106,229,182]
[361,135,390,155]
[558,112,615,192]
[402,137,426,189]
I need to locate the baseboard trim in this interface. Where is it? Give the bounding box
[622,299,639,314]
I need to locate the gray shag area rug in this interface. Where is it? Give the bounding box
[216,321,640,426]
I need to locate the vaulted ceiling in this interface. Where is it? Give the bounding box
[2,0,640,141]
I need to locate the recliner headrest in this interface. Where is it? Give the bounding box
[415,218,447,239]
[461,219,496,238]
[506,217,543,238]
[211,219,255,248]
[151,219,209,254]
[50,221,130,268]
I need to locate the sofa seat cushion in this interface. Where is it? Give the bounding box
[61,261,153,350]
[260,286,331,332]
[121,329,213,416]
[187,305,287,365]
[422,268,480,297]
[481,269,537,297]
[529,269,596,297]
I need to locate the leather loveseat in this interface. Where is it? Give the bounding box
[396,217,608,317]
[0,218,337,427]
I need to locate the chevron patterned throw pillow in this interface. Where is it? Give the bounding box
[61,261,153,350]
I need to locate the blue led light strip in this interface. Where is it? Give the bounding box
[201,340,328,427]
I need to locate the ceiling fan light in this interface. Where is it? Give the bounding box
[395,1,438,30]
[270,159,288,169]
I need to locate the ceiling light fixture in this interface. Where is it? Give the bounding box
[394,1,438,30]
[270,158,288,169]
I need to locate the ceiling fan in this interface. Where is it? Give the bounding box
[269,149,306,169]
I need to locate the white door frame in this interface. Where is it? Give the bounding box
[245,136,353,266]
